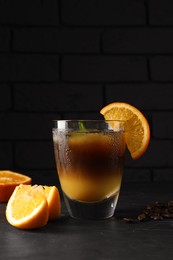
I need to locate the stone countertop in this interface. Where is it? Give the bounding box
[0,182,173,260]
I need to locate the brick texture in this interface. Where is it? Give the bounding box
[15,142,55,169]
[0,1,172,182]
[153,112,173,139]
[103,29,173,54]
[151,56,173,81]
[0,54,59,82]
[0,142,13,169]
[0,28,10,51]
[126,140,173,168]
[14,84,103,112]
[0,85,11,110]
[62,56,148,82]
[13,28,100,53]
[61,0,146,26]
[0,0,59,25]
[105,84,173,110]
[149,0,173,25]
[0,113,58,140]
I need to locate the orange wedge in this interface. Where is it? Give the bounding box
[0,170,32,202]
[34,185,61,221]
[100,102,150,160]
[6,184,48,229]
[6,184,61,229]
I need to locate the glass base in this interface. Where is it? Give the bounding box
[63,192,120,220]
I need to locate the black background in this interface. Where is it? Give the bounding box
[0,0,173,185]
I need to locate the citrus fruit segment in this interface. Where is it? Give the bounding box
[100,102,150,160]
[34,185,61,221]
[0,170,32,202]
[6,184,48,229]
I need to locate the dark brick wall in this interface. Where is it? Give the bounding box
[0,0,173,184]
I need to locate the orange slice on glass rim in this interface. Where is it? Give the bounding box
[100,102,150,160]
[0,170,32,202]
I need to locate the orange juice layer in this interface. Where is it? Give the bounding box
[54,131,126,202]
[59,170,123,202]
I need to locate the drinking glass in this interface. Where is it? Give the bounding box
[52,120,126,220]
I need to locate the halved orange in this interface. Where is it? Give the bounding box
[6,184,49,229]
[0,170,32,202]
[100,102,150,160]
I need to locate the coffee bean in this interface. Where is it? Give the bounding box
[150,213,163,220]
[137,213,146,221]
[123,218,139,223]
[168,201,173,207]
[124,200,173,223]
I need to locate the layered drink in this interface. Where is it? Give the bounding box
[53,121,126,219]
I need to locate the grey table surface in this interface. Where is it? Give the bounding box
[1,182,173,260]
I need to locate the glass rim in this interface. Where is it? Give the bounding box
[52,120,126,130]
[52,119,126,123]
